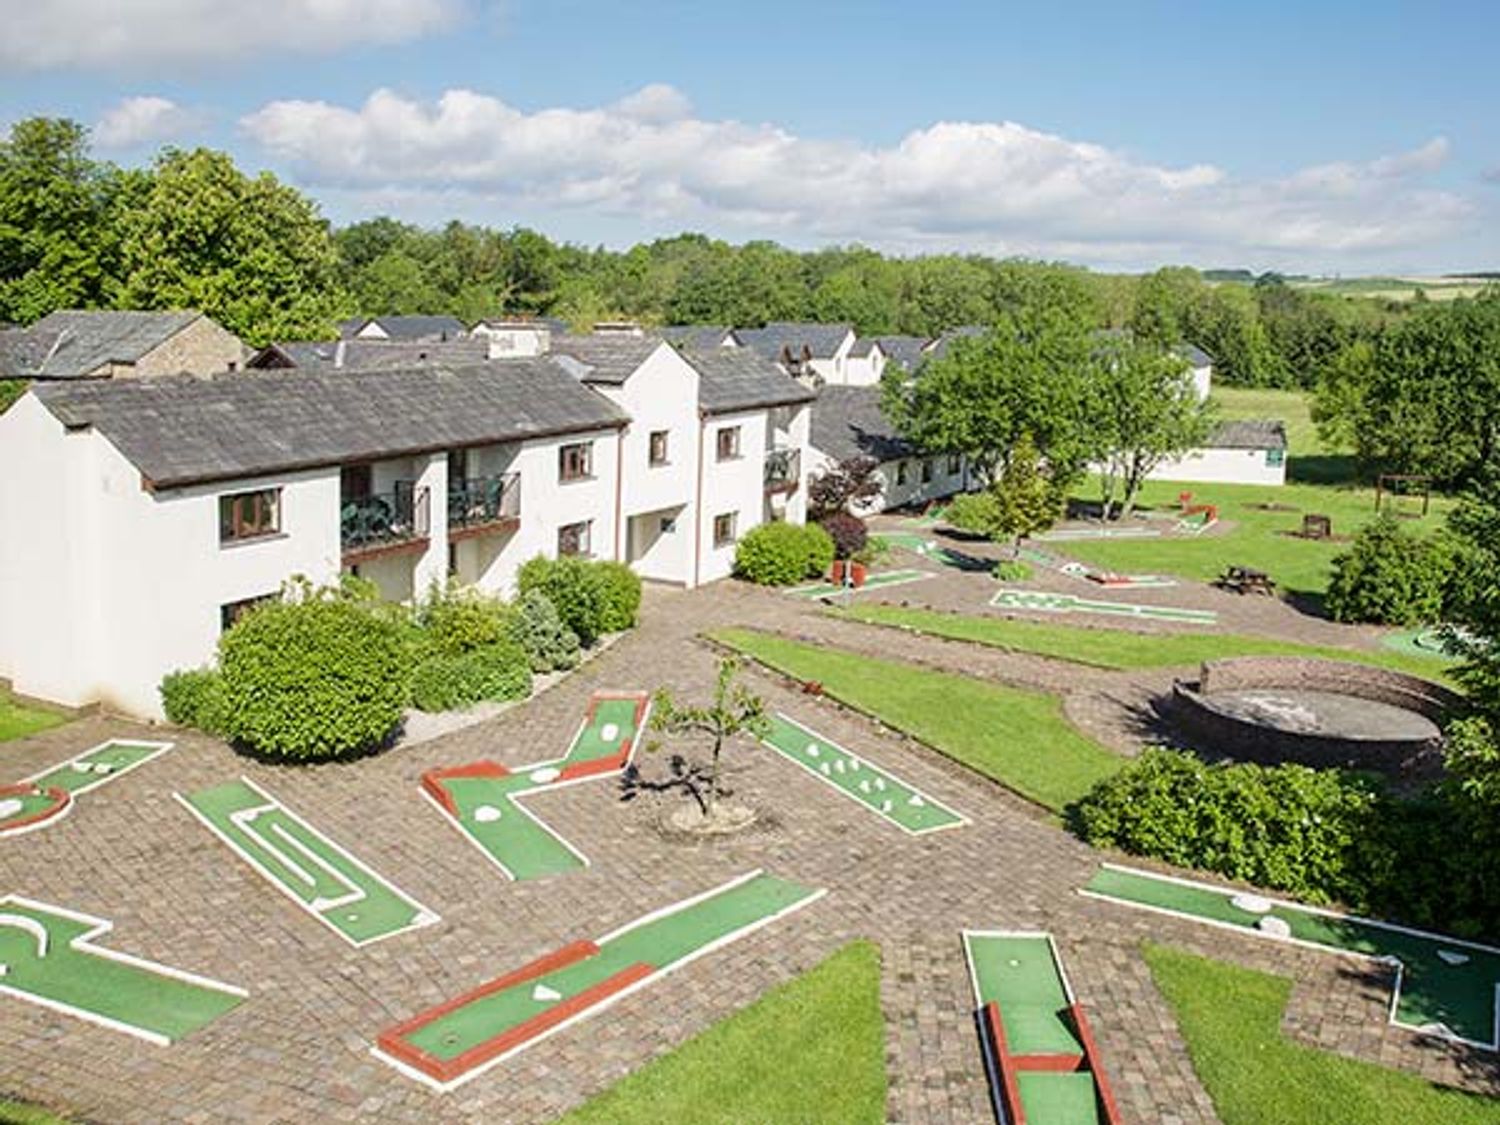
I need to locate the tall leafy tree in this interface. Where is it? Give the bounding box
[117,148,346,343]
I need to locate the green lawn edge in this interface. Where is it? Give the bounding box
[0,693,68,744]
[0,1098,69,1125]
[711,627,1122,811]
[1142,943,1499,1125]
[837,603,1457,684]
[555,940,887,1125]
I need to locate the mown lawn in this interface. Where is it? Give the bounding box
[713,628,1123,811]
[0,1099,68,1125]
[839,604,1455,683]
[1060,475,1450,599]
[0,693,66,744]
[1144,944,1500,1125]
[558,941,886,1125]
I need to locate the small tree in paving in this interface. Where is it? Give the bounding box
[633,657,769,819]
[946,433,1059,550]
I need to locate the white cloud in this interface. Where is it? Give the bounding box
[240,84,1475,268]
[94,96,200,148]
[0,0,472,70]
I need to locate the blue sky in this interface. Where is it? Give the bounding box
[2,0,1498,273]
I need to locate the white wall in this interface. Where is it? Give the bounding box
[806,330,857,386]
[1189,362,1212,402]
[839,347,886,388]
[697,410,770,584]
[1147,445,1286,486]
[805,445,970,514]
[474,324,550,357]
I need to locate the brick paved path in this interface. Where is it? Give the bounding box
[1,578,1492,1123]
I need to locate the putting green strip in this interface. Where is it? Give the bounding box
[1082,864,1500,1049]
[374,870,825,1090]
[991,587,1218,625]
[1,740,174,838]
[177,778,438,947]
[0,895,245,1044]
[785,568,930,598]
[963,930,1122,1125]
[760,713,966,835]
[421,691,649,882]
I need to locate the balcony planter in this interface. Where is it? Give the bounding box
[829,560,868,588]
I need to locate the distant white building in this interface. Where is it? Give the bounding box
[731,322,857,386]
[1146,420,1288,486]
[339,315,468,342]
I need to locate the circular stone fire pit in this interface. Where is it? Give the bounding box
[1163,657,1460,778]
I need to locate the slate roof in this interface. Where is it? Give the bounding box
[341,315,467,341]
[1176,342,1214,367]
[809,385,916,464]
[1208,419,1287,450]
[679,347,817,415]
[0,310,207,379]
[34,360,627,490]
[872,335,931,372]
[661,325,734,350]
[250,339,490,370]
[549,335,665,385]
[732,322,854,362]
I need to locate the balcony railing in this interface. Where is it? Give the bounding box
[448,473,521,536]
[764,447,801,493]
[341,484,430,557]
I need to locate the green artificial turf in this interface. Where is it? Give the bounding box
[1143,944,1500,1125]
[1059,476,1451,600]
[966,933,1079,1055]
[557,940,887,1125]
[0,693,66,744]
[713,628,1123,811]
[839,604,1457,684]
[0,1099,69,1125]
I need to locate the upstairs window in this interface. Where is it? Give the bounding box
[219,488,281,545]
[559,442,594,482]
[649,430,669,466]
[716,426,741,461]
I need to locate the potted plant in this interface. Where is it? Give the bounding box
[821,512,870,587]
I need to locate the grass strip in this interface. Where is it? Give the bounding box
[713,628,1122,812]
[0,694,66,744]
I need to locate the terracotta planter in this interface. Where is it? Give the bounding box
[849,561,868,587]
[830,560,868,588]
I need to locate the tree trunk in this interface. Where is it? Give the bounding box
[706,733,722,813]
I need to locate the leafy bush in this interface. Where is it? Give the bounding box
[159,667,227,735]
[510,589,581,673]
[517,555,611,646]
[409,638,532,712]
[820,512,869,560]
[417,581,515,655]
[594,561,643,633]
[218,596,409,760]
[994,559,1034,582]
[1324,514,1450,625]
[734,521,833,586]
[944,490,1001,535]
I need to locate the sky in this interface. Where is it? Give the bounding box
[2,0,1498,275]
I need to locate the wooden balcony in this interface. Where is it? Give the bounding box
[448,473,521,541]
[341,484,430,563]
[764,447,801,494]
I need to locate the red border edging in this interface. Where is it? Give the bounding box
[1070,1002,1124,1125]
[0,783,71,835]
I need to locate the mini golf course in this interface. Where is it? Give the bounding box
[786,568,930,599]
[874,533,994,574]
[177,778,438,947]
[374,869,825,1091]
[759,713,966,835]
[0,739,173,837]
[963,930,1122,1124]
[422,691,649,881]
[1019,547,1176,590]
[1036,527,1162,542]
[0,895,245,1044]
[991,588,1218,626]
[1083,864,1500,1049]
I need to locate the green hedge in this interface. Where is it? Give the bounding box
[594,561,643,632]
[159,667,227,735]
[517,555,641,647]
[218,597,409,760]
[1325,515,1450,625]
[510,589,581,672]
[410,638,533,712]
[734,521,835,585]
[417,582,515,655]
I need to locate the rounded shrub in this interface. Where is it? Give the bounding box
[159,667,227,735]
[517,555,609,647]
[218,598,409,760]
[820,512,868,560]
[409,637,532,712]
[1325,514,1451,625]
[417,583,515,655]
[510,589,582,673]
[733,521,836,585]
[594,561,643,633]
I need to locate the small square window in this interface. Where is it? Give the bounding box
[921,459,934,484]
[716,426,741,461]
[219,488,281,544]
[558,520,592,557]
[649,430,669,466]
[713,512,737,547]
[559,442,594,482]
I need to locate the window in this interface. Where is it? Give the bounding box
[558,520,592,557]
[947,453,962,475]
[340,464,371,504]
[220,593,276,632]
[1266,448,1286,468]
[219,488,281,544]
[559,442,594,482]
[716,426,741,461]
[649,430,669,466]
[921,459,934,484]
[713,512,737,547]
[896,462,909,486]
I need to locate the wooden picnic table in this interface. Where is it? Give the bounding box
[1217,565,1277,596]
